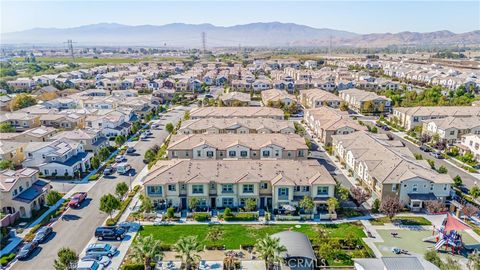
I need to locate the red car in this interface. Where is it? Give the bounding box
[69,192,87,208]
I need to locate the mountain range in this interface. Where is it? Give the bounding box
[2,22,479,47]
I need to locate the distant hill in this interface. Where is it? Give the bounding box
[2,22,479,47]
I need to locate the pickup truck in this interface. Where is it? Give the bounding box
[69,192,88,208]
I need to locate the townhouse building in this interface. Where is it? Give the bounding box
[178,117,295,135]
[300,89,342,109]
[458,134,480,161]
[304,107,367,146]
[0,141,27,166]
[167,133,308,160]
[189,107,284,120]
[50,129,109,154]
[0,126,58,142]
[220,92,251,106]
[332,131,452,211]
[422,116,480,144]
[143,159,336,212]
[261,89,297,107]
[1,168,51,219]
[0,112,41,131]
[339,88,391,115]
[391,106,480,130]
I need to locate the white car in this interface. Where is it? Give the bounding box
[76,260,104,270]
[115,155,125,163]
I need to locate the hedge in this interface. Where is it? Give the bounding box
[220,213,258,221]
[192,212,211,222]
[89,173,100,181]
[0,253,15,266]
[121,263,154,270]
[106,186,140,226]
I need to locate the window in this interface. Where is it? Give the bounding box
[147,186,163,196]
[430,183,434,191]
[278,188,289,197]
[298,150,304,157]
[287,152,292,157]
[206,151,214,157]
[197,150,201,157]
[222,198,234,207]
[262,150,270,157]
[260,183,268,189]
[444,184,448,191]
[317,186,329,196]
[450,131,455,135]
[185,151,189,157]
[302,186,310,192]
[229,151,236,157]
[168,184,176,191]
[243,184,254,193]
[210,183,216,189]
[275,150,280,157]
[240,151,248,157]
[392,184,397,192]
[294,186,301,192]
[412,184,418,192]
[192,185,204,194]
[222,184,233,193]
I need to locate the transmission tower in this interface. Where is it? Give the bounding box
[201,32,206,54]
[63,39,77,62]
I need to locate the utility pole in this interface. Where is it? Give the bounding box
[328,35,332,55]
[64,39,76,62]
[201,32,206,55]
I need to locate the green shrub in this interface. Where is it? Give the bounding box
[166,207,175,219]
[372,199,380,213]
[193,212,211,222]
[224,213,258,221]
[89,173,100,181]
[0,253,15,266]
[224,207,232,216]
[121,263,146,270]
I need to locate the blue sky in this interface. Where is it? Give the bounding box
[1,1,479,34]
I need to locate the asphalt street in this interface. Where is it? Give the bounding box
[11,105,190,270]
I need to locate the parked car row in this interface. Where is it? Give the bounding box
[17,226,54,260]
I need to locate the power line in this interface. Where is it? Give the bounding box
[201,32,206,54]
[63,39,77,62]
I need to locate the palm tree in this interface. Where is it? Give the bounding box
[173,236,203,270]
[129,235,163,270]
[254,235,287,270]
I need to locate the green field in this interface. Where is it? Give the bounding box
[139,223,366,249]
[370,216,432,226]
[12,56,186,64]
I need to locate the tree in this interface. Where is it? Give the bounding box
[206,226,224,242]
[46,190,63,206]
[425,200,446,214]
[362,100,374,113]
[470,186,480,198]
[90,156,100,170]
[10,94,37,111]
[173,236,203,270]
[99,194,121,218]
[114,135,126,147]
[453,175,462,187]
[98,147,111,161]
[379,196,401,220]
[166,207,175,219]
[129,235,163,270]
[0,122,15,132]
[144,149,156,163]
[53,247,78,270]
[299,196,315,214]
[424,249,442,268]
[254,235,287,270]
[339,101,349,111]
[0,159,13,170]
[335,183,349,203]
[188,197,200,211]
[326,198,339,216]
[350,187,371,207]
[115,182,129,199]
[140,194,154,213]
[468,252,480,270]
[244,198,257,212]
[437,165,448,174]
[372,199,381,213]
[166,123,174,133]
[184,110,190,120]
[462,205,479,222]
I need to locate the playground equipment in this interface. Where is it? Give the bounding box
[422,213,470,254]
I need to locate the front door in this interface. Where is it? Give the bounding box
[260,197,265,209]
[181,198,187,210]
[266,198,273,211]
[210,197,216,209]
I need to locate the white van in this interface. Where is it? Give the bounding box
[116,163,131,175]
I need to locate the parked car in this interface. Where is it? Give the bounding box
[375,122,384,128]
[145,130,152,136]
[431,152,444,159]
[420,145,431,152]
[32,226,53,243]
[80,254,111,267]
[69,192,87,208]
[76,259,104,270]
[16,242,38,260]
[126,147,135,154]
[95,226,126,241]
[85,243,118,257]
[381,125,390,131]
[140,133,148,141]
[115,155,125,163]
[103,166,116,176]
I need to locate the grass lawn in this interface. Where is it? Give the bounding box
[370,216,432,226]
[375,229,480,260]
[139,223,366,249]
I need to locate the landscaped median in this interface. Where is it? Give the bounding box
[137,223,374,266]
[23,199,71,242]
[106,185,141,226]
